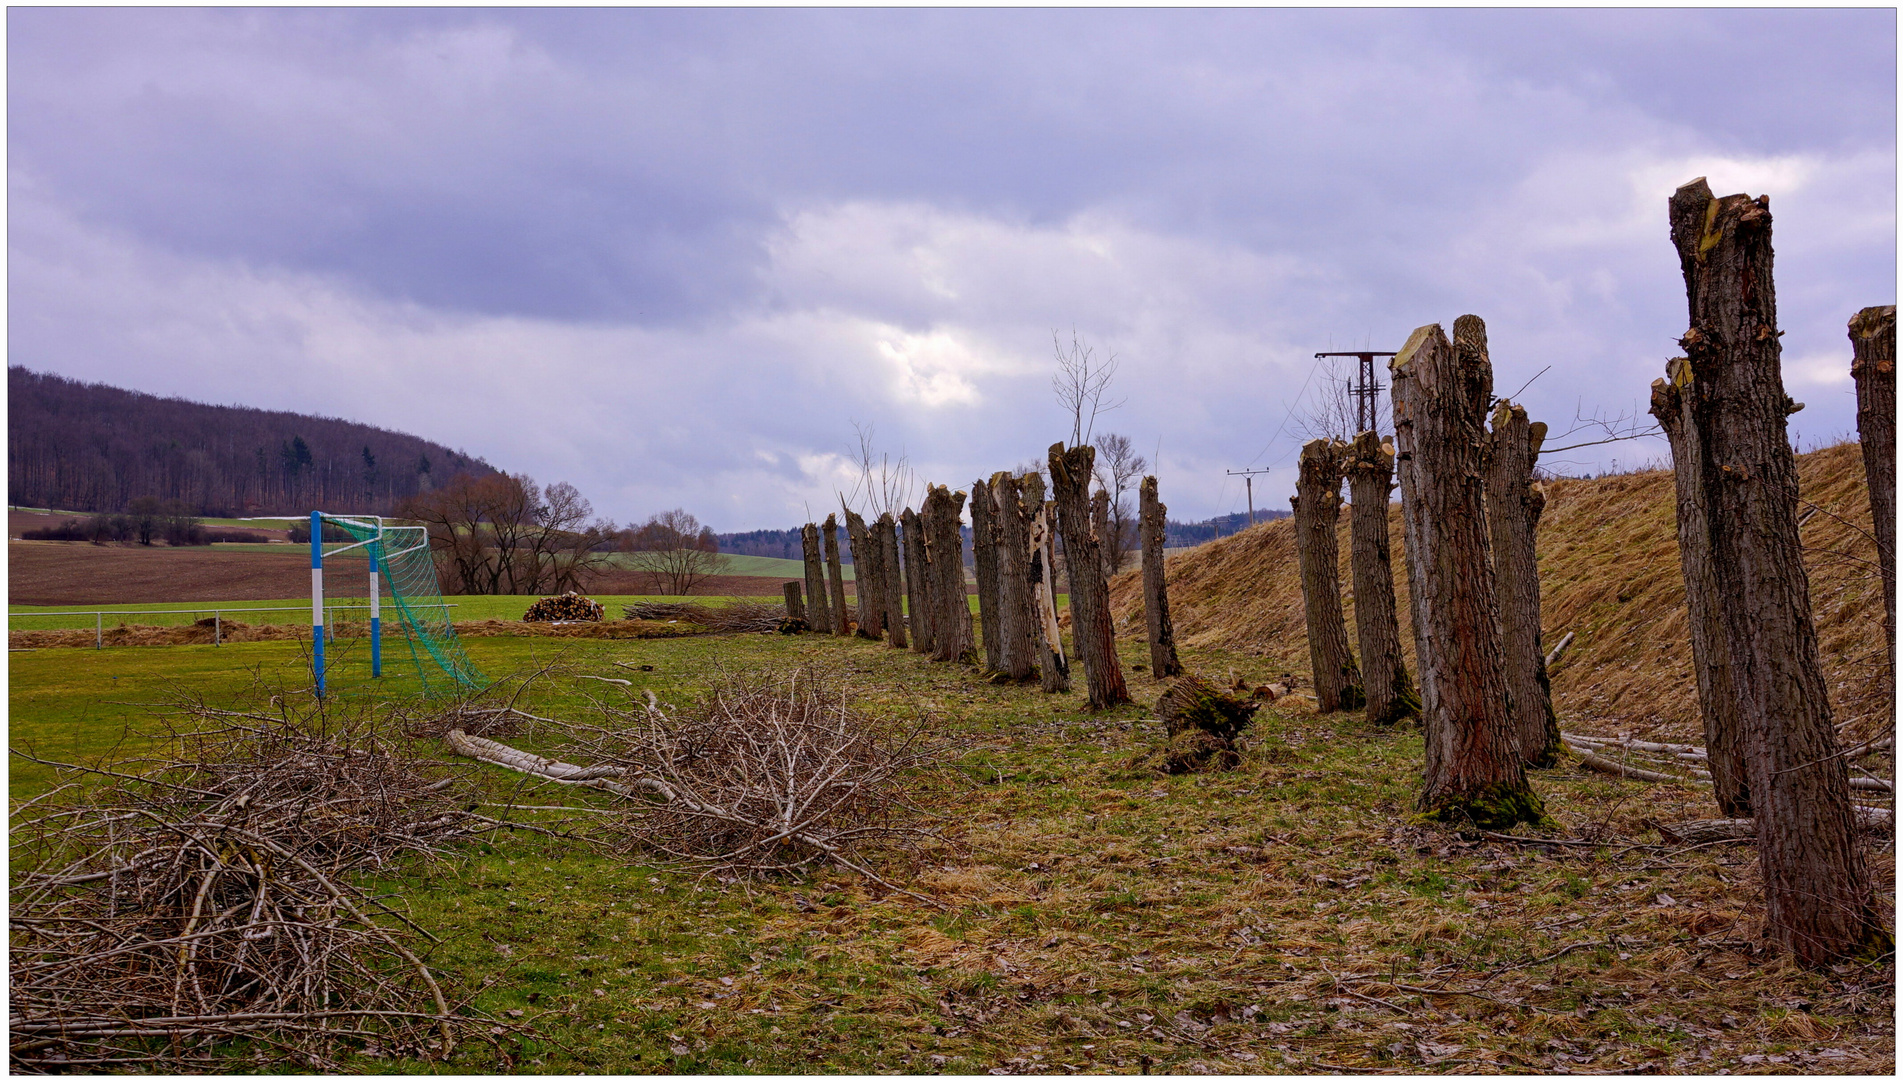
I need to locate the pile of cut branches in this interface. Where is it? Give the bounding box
[546,666,952,899]
[622,600,789,633]
[9,699,503,1073]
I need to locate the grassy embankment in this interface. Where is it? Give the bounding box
[9,624,1894,1074]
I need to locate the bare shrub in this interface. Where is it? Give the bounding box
[554,666,952,900]
[9,698,504,1072]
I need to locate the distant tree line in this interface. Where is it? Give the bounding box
[18,497,274,546]
[8,366,496,516]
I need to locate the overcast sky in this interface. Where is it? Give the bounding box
[9,8,1896,531]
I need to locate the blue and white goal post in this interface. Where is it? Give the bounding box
[310,511,384,700]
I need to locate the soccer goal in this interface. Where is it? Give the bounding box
[309,512,482,698]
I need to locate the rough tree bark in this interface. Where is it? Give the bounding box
[1091,489,1115,580]
[1138,476,1184,679]
[800,523,832,638]
[1485,400,1563,767]
[822,513,851,636]
[1389,319,1545,829]
[1346,431,1419,725]
[842,507,881,640]
[1021,472,1071,693]
[876,513,908,649]
[901,509,933,655]
[782,580,806,625]
[1049,443,1130,709]
[1650,358,1751,817]
[970,478,1005,673]
[1668,177,1881,964]
[1850,305,1896,682]
[989,471,1040,682]
[921,484,974,663]
[1292,438,1365,712]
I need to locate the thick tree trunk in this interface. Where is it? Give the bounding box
[1292,438,1364,712]
[1390,319,1545,829]
[800,523,832,638]
[1021,472,1071,693]
[876,513,908,649]
[782,580,806,625]
[1850,305,1896,682]
[1091,489,1115,580]
[901,509,933,654]
[842,507,881,640]
[922,484,974,663]
[970,478,1005,673]
[1049,443,1130,709]
[1650,359,1751,817]
[822,513,850,637]
[1346,431,1419,725]
[1485,401,1563,767]
[989,472,1040,681]
[1669,178,1880,964]
[1138,476,1184,679]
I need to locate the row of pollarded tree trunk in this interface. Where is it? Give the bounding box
[787,442,1189,713]
[1283,176,1892,965]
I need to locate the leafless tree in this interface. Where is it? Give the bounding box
[846,421,916,520]
[1295,373,1364,442]
[402,472,615,595]
[1053,330,1123,447]
[623,508,725,596]
[1091,432,1147,575]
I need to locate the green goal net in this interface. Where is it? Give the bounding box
[326,515,483,695]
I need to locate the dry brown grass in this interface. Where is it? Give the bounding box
[1110,441,1891,745]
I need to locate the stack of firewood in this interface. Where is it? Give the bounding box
[523,592,604,622]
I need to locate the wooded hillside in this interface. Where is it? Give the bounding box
[8,367,497,516]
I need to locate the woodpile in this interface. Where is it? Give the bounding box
[523,591,604,622]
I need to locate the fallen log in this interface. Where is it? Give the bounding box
[1659,806,1894,845]
[1543,629,1576,670]
[443,728,675,802]
[1573,749,1704,785]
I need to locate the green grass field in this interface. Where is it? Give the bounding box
[10,624,1890,1074]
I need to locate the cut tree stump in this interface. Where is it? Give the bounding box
[1153,674,1259,773]
[1346,431,1418,725]
[989,471,1039,682]
[801,523,832,639]
[822,514,851,637]
[1292,438,1363,712]
[971,477,1004,673]
[1669,176,1881,964]
[1049,442,1129,709]
[1022,471,1070,693]
[902,508,933,655]
[782,581,806,627]
[1486,399,1562,767]
[1850,304,1896,683]
[876,513,907,649]
[1138,475,1184,679]
[922,484,974,663]
[1652,357,1751,817]
[1390,319,1545,830]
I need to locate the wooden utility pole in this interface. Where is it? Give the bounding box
[1049,442,1130,709]
[800,523,832,637]
[1850,305,1896,682]
[1650,358,1750,816]
[901,508,933,655]
[1226,468,1272,527]
[1485,398,1562,767]
[1390,320,1545,829]
[1668,177,1879,964]
[1292,438,1364,711]
[1345,431,1418,725]
[971,477,1005,672]
[1138,475,1184,679]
